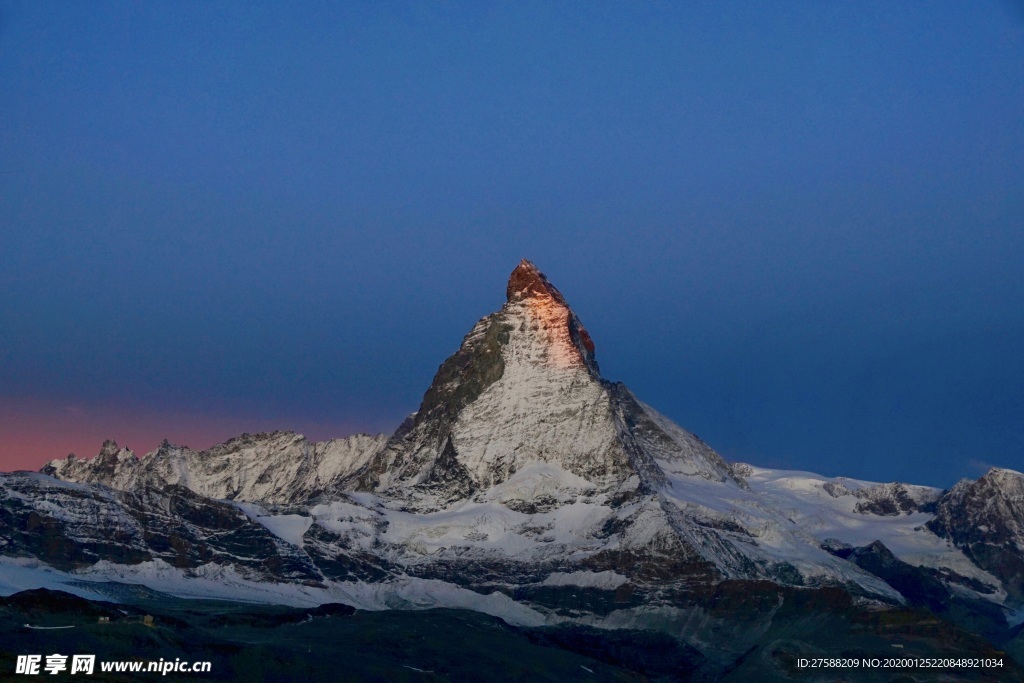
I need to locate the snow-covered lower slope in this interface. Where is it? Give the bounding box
[227,458,1019,620]
[308,468,901,598]
[0,556,549,627]
[732,464,1005,600]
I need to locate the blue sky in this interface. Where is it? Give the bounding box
[1,1,1022,485]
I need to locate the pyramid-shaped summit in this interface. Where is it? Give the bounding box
[354,259,739,510]
[342,260,900,596]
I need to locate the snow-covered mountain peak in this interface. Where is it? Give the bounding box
[355,260,739,510]
[981,467,1024,488]
[43,440,139,489]
[97,439,135,463]
[927,466,1024,600]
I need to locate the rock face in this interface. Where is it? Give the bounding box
[826,540,997,608]
[928,468,1024,600]
[0,473,318,581]
[819,480,941,515]
[11,259,1024,643]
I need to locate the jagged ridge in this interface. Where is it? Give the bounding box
[44,432,388,505]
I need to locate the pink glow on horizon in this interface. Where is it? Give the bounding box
[0,399,388,472]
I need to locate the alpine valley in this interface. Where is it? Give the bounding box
[3,261,1023,681]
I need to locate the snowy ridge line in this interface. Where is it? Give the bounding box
[43,432,390,505]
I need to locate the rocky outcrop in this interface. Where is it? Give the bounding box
[817,479,940,515]
[928,468,1024,600]
[852,482,941,516]
[823,539,1011,642]
[42,439,140,490]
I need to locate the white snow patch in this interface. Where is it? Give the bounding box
[235,502,313,547]
[541,571,627,590]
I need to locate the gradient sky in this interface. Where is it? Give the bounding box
[1,2,1022,487]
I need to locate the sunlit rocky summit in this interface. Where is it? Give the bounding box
[5,260,1024,676]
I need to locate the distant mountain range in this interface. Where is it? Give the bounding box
[4,260,1023,676]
